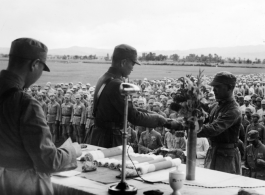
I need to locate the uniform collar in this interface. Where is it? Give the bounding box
[0,70,25,95]
[107,67,123,80]
[217,97,234,105]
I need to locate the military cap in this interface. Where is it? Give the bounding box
[251,94,258,98]
[64,93,71,98]
[149,95,156,100]
[148,99,155,104]
[138,99,145,104]
[89,87,95,92]
[86,83,91,86]
[153,102,161,107]
[112,44,141,65]
[48,92,55,97]
[261,100,265,105]
[210,71,236,86]
[9,38,50,72]
[44,86,49,90]
[247,130,259,141]
[159,95,166,99]
[75,94,81,98]
[256,97,262,102]
[57,88,62,91]
[69,82,73,85]
[244,96,251,101]
[82,85,86,89]
[73,85,77,89]
[251,113,260,119]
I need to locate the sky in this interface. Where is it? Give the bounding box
[0,0,265,51]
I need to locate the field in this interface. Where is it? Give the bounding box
[1,59,265,86]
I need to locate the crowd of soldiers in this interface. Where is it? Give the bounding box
[26,72,265,180]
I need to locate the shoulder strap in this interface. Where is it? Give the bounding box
[92,77,114,117]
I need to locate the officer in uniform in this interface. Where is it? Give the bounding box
[245,130,265,180]
[197,71,242,175]
[87,44,177,148]
[71,94,86,143]
[60,94,74,141]
[0,38,81,195]
[47,93,60,143]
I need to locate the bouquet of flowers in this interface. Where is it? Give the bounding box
[170,69,208,125]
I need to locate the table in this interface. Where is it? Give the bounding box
[52,145,265,195]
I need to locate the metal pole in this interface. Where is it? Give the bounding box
[121,95,128,183]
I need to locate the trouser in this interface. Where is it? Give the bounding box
[48,123,57,143]
[62,124,72,141]
[73,124,84,143]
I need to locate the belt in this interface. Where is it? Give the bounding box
[74,114,81,117]
[211,142,237,149]
[62,115,71,117]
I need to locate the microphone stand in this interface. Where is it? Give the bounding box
[109,83,138,195]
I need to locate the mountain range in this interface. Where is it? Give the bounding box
[1,45,265,60]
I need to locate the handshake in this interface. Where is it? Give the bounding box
[163,119,182,129]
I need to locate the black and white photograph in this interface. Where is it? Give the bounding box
[0,0,265,194]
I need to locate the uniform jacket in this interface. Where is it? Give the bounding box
[138,129,163,154]
[47,101,60,123]
[87,67,166,148]
[245,141,265,179]
[0,70,77,195]
[60,102,73,125]
[71,102,85,125]
[197,97,242,174]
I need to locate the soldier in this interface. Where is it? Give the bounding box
[86,83,91,91]
[36,91,47,117]
[245,113,265,145]
[245,130,265,180]
[60,94,74,141]
[163,129,186,161]
[197,71,242,175]
[84,97,94,141]
[47,93,60,143]
[0,38,81,194]
[87,44,177,148]
[71,94,86,143]
[138,127,163,154]
[153,102,166,141]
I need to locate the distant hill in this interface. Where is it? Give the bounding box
[1,45,265,60]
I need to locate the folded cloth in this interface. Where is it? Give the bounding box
[86,145,134,161]
[137,158,181,175]
[127,156,171,169]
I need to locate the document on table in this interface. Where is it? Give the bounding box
[53,170,81,177]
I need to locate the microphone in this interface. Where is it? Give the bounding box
[119,83,140,96]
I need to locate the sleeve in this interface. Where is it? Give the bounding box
[70,105,74,123]
[81,104,86,124]
[109,80,167,128]
[20,97,77,173]
[197,106,241,137]
[56,103,60,121]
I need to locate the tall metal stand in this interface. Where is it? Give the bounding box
[109,83,139,195]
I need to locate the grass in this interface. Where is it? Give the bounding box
[0,59,264,86]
